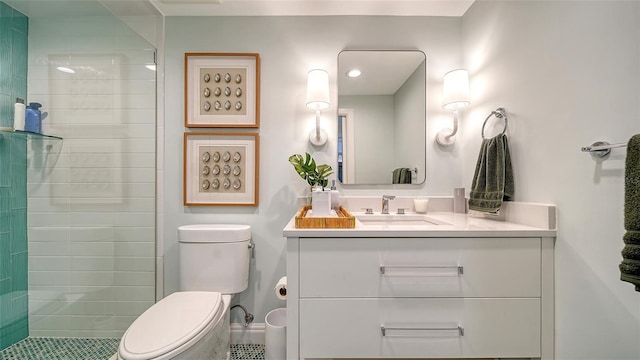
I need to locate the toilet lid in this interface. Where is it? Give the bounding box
[119,291,223,360]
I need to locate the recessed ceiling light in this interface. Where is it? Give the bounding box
[56,66,75,74]
[347,69,362,78]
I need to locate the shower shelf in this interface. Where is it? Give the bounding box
[0,129,62,141]
[0,130,64,155]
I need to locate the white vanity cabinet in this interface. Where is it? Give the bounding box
[284,206,556,360]
[299,237,541,298]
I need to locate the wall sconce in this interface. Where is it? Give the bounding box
[436,69,470,146]
[306,69,330,146]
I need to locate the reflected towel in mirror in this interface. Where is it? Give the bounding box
[392,168,412,184]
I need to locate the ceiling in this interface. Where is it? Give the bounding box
[7,0,474,18]
[150,0,474,17]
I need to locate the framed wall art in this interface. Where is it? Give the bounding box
[185,53,260,128]
[184,132,259,206]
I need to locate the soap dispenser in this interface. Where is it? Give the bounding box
[311,187,331,217]
[25,102,46,134]
[330,180,340,210]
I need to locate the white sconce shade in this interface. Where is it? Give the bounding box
[437,69,470,146]
[306,69,330,146]
[442,69,470,111]
[306,69,330,111]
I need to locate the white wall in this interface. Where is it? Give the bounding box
[462,1,640,359]
[163,15,463,322]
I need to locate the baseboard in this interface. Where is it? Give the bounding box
[230,322,265,344]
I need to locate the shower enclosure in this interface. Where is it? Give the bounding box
[0,0,157,351]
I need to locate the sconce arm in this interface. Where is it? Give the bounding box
[309,109,328,146]
[436,109,459,146]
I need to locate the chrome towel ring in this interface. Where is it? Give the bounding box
[481,107,508,139]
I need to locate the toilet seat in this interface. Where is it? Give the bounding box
[118,291,223,360]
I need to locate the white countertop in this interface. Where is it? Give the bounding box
[283,201,557,238]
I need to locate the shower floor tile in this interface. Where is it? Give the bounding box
[0,337,265,360]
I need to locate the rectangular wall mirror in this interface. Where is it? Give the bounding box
[337,50,426,185]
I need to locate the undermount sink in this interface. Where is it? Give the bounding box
[354,213,450,226]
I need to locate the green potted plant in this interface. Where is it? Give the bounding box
[288,152,334,189]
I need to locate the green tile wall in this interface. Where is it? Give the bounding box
[0,1,29,351]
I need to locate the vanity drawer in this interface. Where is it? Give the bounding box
[299,297,541,359]
[299,237,541,298]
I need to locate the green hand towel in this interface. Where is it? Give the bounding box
[622,245,640,260]
[468,134,514,213]
[624,230,640,245]
[620,259,640,276]
[392,168,411,184]
[620,134,640,292]
[625,134,640,231]
[392,168,402,184]
[400,168,412,184]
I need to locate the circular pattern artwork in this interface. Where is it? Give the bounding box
[200,68,247,115]
[198,146,246,194]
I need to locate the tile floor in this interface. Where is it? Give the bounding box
[0,337,265,360]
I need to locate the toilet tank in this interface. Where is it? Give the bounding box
[178,224,251,294]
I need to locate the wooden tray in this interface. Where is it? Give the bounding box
[295,206,355,229]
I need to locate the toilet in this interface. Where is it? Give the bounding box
[117,224,251,360]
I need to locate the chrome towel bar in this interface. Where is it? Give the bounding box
[481,107,508,139]
[390,167,418,173]
[581,141,627,159]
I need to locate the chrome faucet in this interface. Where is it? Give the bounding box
[381,195,396,214]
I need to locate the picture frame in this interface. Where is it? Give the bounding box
[184,132,259,206]
[185,53,260,128]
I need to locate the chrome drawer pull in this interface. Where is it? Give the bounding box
[379,265,463,276]
[381,325,464,337]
